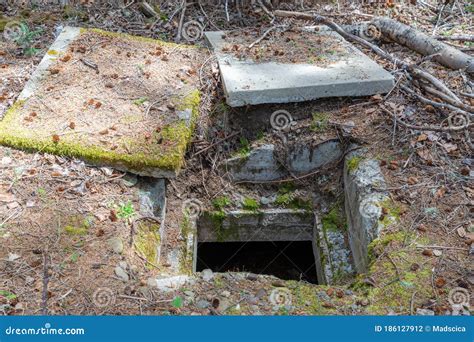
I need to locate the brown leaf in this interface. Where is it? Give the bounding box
[434,277,446,288]
[422,249,433,257]
[60,54,71,62]
[407,176,418,185]
[0,193,15,203]
[52,134,60,143]
[69,122,76,129]
[326,288,334,297]
[109,210,118,222]
[434,187,446,199]
[417,133,428,142]
[417,224,428,232]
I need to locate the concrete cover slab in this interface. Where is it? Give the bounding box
[205,28,394,107]
[0,27,206,178]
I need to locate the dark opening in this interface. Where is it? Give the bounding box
[196,241,318,284]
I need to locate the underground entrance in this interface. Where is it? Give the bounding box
[196,241,318,284]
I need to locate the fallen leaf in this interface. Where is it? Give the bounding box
[434,187,446,199]
[0,193,15,202]
[434,277,446,288]
[417,133,428,142]
[52,135,60,143]
[442,143,457,153]
[456,227,466,238]
[422,249,433,257]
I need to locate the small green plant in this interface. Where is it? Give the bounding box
[172,296,183,309]
[10,22,43,56]
[0,290,17,301]
[347,156,363,172]
[310,112,329,132]
[69,251,80,263]
[133,97,148,106]
[236,137,251,157]
[212,196,231,210]
[117,201,135,219]
[242,197,260,211]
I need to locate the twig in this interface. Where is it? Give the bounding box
[435,34,474,42]
[380,105,471,132]
[193,131,240,156]
[175,0,187,42]
[41,251,50,315]
[249,25,276,49]
[79,58,99,73]
[415,245,469,251]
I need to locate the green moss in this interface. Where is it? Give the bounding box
[212,196,231,210]
[0,90,200,174]
[321,206,346,233]
[134,221,161,267]
[242,197,260,211]
[347,156,363,173]
[63,215,92,236]
[310,112,329,132]
[234,137,251,158]
[378,198,401,227]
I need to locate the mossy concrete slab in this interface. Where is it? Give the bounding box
[0,27,206,178]
[205,28,394,107]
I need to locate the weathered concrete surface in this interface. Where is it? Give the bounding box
[137,178,167,264]
[198,209,314,242]
[223,139,343,181]
[288,139,343,175]
[0,27,203,178]
[223,144,286,181]
[344,148,389,273]
[313,218,354,284]
[205,28,394,107]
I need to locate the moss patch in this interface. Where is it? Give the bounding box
[0,89,200,175]
[364,231,433,314]
[242,197,260,211]
[321,205,346,233]
[134,220,161,267]
[63,215,92,236]
[347,156,363,173]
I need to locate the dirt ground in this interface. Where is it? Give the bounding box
[0,0,472,316]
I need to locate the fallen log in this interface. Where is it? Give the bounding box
[372,17,474,74]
